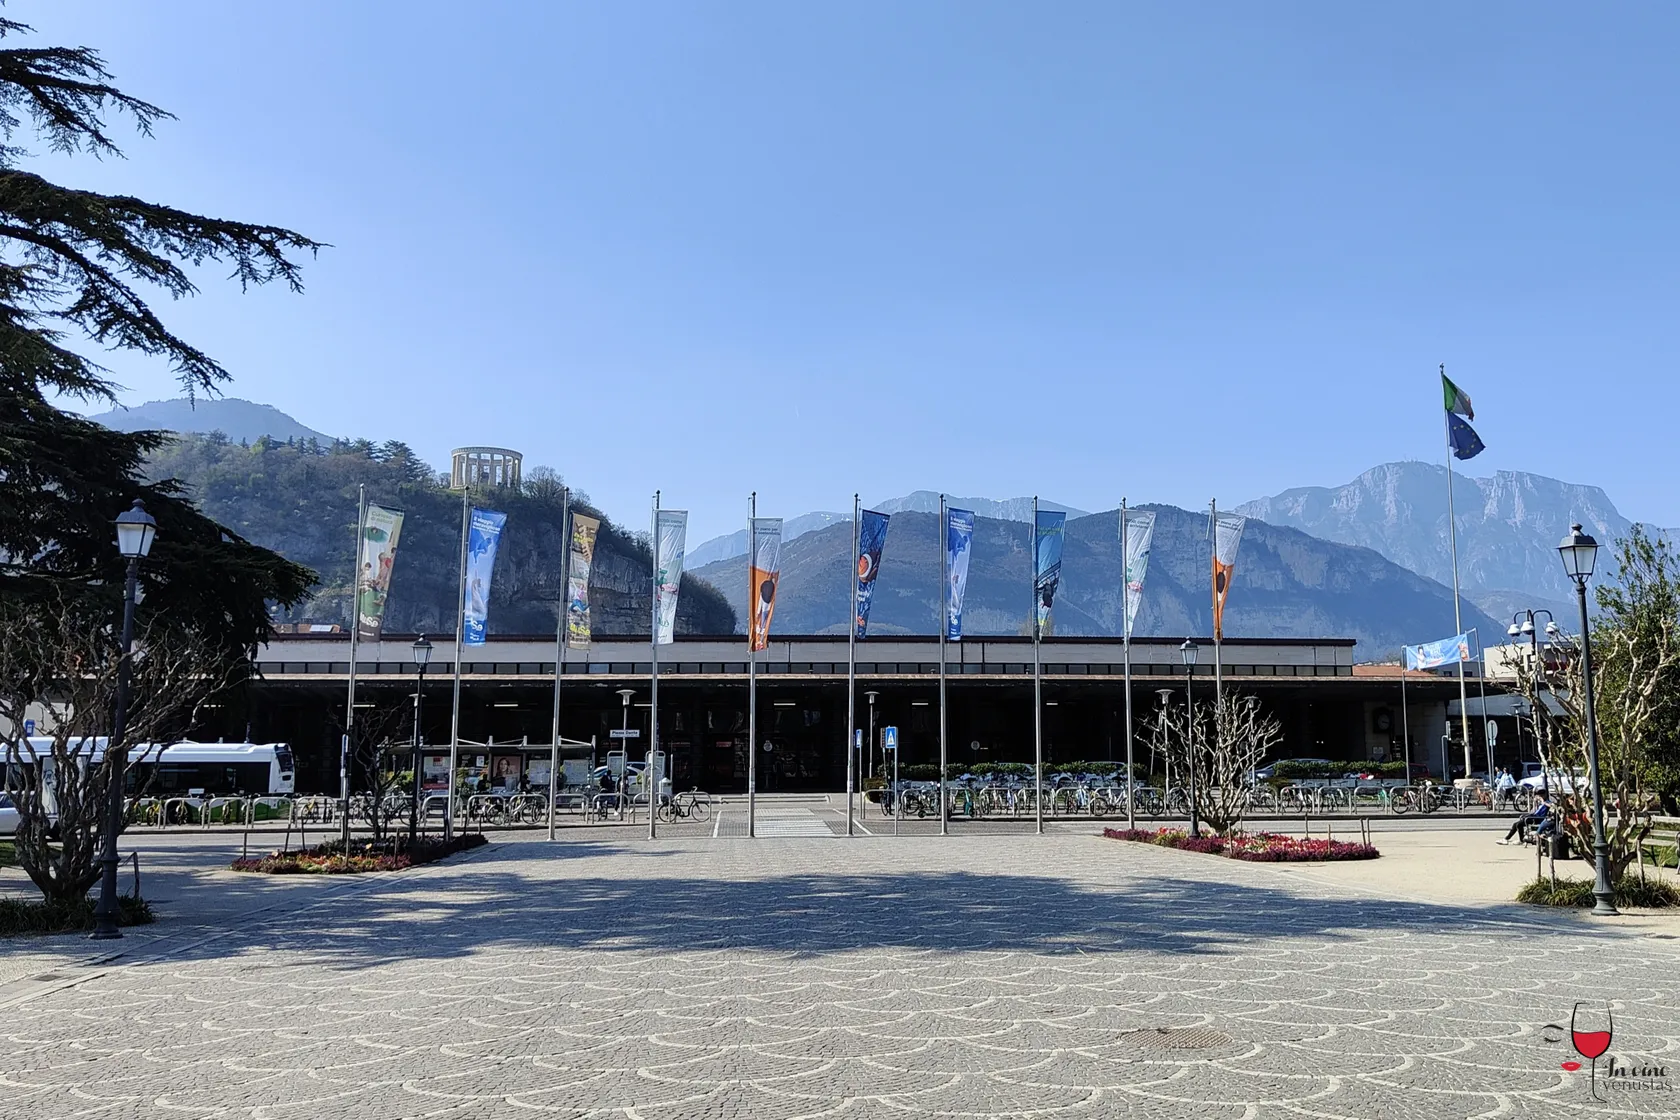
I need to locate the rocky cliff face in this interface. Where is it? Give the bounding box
[689,505,1500,655]
[1236,462,1632,622]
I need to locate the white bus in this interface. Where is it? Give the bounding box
[6,739,296,804]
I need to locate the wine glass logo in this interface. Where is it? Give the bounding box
[1570,1002,1614,1101]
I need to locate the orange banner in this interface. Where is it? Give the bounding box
[747,517,783,652]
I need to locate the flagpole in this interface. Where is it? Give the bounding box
[1443,364,1472,778]
[1400,654,1411,785]
[1032,496,1043,837]
[446,491,468,842]
[1121,498,1135,832]
[747,491,757,839]
[342,483,366,851]
[649,490,660,842]
[846,493,859,837]
[549,486,570,842]
[1472,627,1492,780]
[938,493,949,838]
[1210,498,1223,712]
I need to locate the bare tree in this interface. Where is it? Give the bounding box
[1147,690,1281,836]
[1512,529,1676,879]
[0,595,232,903]
[351,700,417,846]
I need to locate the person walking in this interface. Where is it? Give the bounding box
[1493,767,1517,810]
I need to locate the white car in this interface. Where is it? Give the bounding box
[1519,768,1582,794]
[0,793,18,835]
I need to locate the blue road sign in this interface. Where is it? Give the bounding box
[883,726,898,751]
[854,729,863,749]
[23,718,35,736]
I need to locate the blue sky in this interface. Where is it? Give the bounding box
[31,2,1680,542]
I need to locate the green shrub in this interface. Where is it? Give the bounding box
[1516,875,1680,908]
[0,894,154,937]
[1641,843,1678,870]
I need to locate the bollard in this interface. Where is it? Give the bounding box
[130,850,141,901]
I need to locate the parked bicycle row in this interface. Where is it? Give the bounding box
[866,773,1533,819]
[119,784,717,829]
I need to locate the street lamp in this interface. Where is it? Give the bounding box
[1558,523,1617,917]
[408,635,433,844]
[865,690,879,779]
[616,688,635,799]
[1509,608,1555,774]
[1154,688,1175,808]
[1180,639,1200,839]
[93,500,157,940]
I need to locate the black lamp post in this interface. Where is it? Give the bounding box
[1557,523,1617,916]
[865,690,879,779]
[92,500,157,940]
[1180,639,1200,838]
[408,635,433,844]
[1508,608,1556,773]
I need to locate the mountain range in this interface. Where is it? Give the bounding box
[89,397,335,445]
[685,493,1090,566]
[1234,462,1637,625]
[691,505,1502,655]
[98,398,1656,654]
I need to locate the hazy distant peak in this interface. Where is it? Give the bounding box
[89,397,334,445]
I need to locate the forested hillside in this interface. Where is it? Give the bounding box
[145,434,736,637]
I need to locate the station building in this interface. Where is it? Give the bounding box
[216,633,1514,794]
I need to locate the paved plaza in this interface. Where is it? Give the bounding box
[2,811,1678,1119]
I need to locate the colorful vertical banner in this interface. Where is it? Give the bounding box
[945,506,975,641]
[747,517,783,652]
[1404,633,1471,670]
[354,503,404,640]
[564,513,600,649]
[1032,510,1066,633]
[654,509,688,645]
[1211,512,1246,641]
[1122,509,1156,638]
[854,509,890,639]
[461,507,507,646]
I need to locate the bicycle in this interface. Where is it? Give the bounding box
[655,788,712,823]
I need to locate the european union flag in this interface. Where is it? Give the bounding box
[1447,412,1485,460]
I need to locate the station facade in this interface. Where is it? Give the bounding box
[216,633,1510,794]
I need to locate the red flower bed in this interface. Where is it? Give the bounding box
[1104,827,1378,862]
[231,833,487,875]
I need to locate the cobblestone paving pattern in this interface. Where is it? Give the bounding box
[1,832,1677,1119]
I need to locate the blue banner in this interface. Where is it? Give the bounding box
[1033,509,1066,634]
[1404,632,1470,671]
[854,509,890,639]
[462,507,507,646]
[945,506,975,641]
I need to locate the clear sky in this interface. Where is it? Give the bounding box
[30,2,1680,543]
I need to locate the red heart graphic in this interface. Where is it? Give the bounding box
[1561,1061,1582,1072]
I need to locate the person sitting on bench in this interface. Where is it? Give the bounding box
[1500,792,1551,845]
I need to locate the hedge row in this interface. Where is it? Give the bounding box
[1271,760,1409,779]
[0,894,154,938]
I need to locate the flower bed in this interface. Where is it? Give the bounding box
[1104,827,1379,862]
[231,833,487,875]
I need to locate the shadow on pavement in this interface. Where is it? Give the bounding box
[101,834,1593,973]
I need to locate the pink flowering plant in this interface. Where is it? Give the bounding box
[1104,827,1378,862]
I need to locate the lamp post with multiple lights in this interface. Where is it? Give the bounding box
[1557,524,1618,916]
[1508,608,1558,776]
[408,635,433,844]
[92,500,158,940]
[1180,639,1200,839]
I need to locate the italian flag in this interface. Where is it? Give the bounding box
[1442,373,1474,420]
